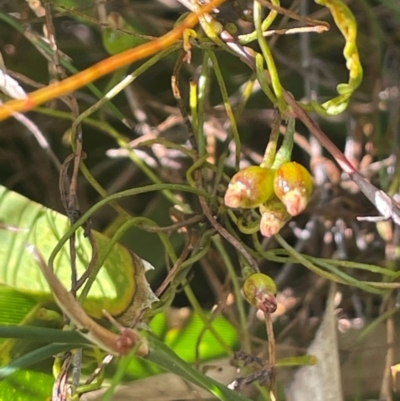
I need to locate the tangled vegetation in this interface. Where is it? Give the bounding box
[0,0,400,400]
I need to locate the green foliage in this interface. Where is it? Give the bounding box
[0,185,143,320]
[0,0,398,400]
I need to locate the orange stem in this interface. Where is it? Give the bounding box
[0,0,226,121]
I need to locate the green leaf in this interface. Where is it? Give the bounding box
[0,185,154,321]
[0,369,54,401]
[164,313,237,363]
[0,288,37,326]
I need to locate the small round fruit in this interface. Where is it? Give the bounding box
[273,162,313,216]
[243,273,277,313]
[224,166,274,209]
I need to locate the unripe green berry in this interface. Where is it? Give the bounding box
[273,162,313,216]
[224,166,275,209]
[243,273,277,313]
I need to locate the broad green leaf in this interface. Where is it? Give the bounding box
[0,369,54,401]
[0,185,155,322]
[0,288,37,327]
[164,313,237,362]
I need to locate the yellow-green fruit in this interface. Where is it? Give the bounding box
[273,162,313,216]
[259,197,291,237]
[224,166,275,209]
[243,273,277,313]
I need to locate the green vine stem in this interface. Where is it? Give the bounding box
[186,154,209,188]
[211,236,251,352]
[47,184,212,273]
[271,116,296,169]
[255,53,277,105]
[236,215,262,234]
[79,216,177,305]
[145,234,213,317]
[234,73,257,119]
[274,234,390,294]
[254,0,287,112]
[238,0,279,44]
[70,43,180,133]
[261,109,281,168]
[208,50,241,166]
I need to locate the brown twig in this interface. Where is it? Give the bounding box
[155,238,193,298]
[199,195,260,272]
[139,215,204,233]
[264,311,276,398]
[259,0,330,30]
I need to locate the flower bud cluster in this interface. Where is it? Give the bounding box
[224,161,313,236]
